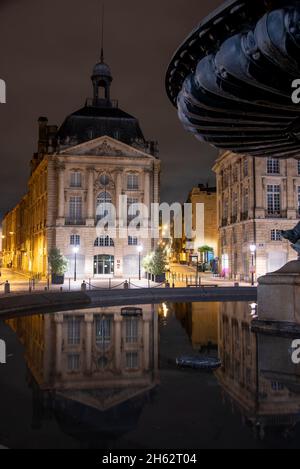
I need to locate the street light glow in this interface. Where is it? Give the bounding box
[73,246,79,254]
[250,244,257,254]
[137,245,143,253]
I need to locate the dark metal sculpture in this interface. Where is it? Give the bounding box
[281,222,300,258]
[166,0,300,158]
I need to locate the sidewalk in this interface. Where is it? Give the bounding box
[0,269,161,295]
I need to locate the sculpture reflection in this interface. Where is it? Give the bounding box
[7,305,159,448]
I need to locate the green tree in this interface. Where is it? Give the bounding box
[198,245,214,264]
[48,248,68,276]
[150,246,168,276]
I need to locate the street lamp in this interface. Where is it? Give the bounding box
[137,245,143,280]
[73,246,79,282]
[249,244,257,286]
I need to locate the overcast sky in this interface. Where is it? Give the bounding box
[0,0,223,219]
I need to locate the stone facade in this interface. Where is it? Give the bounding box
[213,151,300,281]
[175,185,218,264]
[7,304,158,409]
[2,56,160,279]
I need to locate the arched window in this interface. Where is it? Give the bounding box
[96,191,112,220]
[94,236,114,247]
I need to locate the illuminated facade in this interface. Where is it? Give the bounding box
[2,55,160,279]
[213,152,299,280]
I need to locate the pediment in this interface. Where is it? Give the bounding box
[57,384,154,412]
[59,135,152,159]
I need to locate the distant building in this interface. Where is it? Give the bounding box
[213,152,300,280]
[175,184,218,265]
[2,53,160,279]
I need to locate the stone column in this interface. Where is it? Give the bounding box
[87,168,95,222]
[114,314,122,372]
[58,164,65,219]
[54,314,64,376]
[85,313,94,374]
[144,170,150,209]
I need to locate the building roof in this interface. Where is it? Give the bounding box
[57,103,146,147]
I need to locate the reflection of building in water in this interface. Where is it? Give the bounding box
[7,305,158,446]
[217,302,300,440]
[174,302,218,350]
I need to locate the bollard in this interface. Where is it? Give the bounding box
[81,281,87,292]
[165,282,170,288]
[4,281,10,295]
[234,282,239,287]
[124,280,129,290]
[60,287,63,292]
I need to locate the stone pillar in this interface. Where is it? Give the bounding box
[114,314,122,371]
[87,168,95,223]
[54,314,64,376]
[85,313,94,374]
[58,164,65,219]
[144,170,150,209]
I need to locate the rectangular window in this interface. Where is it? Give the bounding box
[232,192,238,217]
[267,158,280,174]
[126,351,139,369]
[271,229,282,241]
[95,317,112,345]
[267,185,281,216]
[70,234,80,246]
[128,236,138,246]
[298,161,300,176]
[67,316,81,345]
[69,196,82,220]
[298,187,300,216]
[126,318,138,343]
[67,354,80,371]
[127,174,139,190]
[70,172,82,188]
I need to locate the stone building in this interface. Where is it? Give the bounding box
[216,302,300,439]
[174,184,218,264]
[7,305,158,440]
[2,54,160,279]
[213,151,300,280]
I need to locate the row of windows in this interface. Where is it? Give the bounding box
[69,172,140,190]
[222,159,300,187]
[68,194,142,221]
[69,235,138,247]
[67,316,140,346]
[223,185,300,219]
[67,351,139,371]
[222,229,282,245]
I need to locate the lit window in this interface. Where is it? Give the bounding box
[267,185,281,216]
[271,229,281,241]
[69,196,82,220]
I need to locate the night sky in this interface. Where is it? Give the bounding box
[0,0,223,219]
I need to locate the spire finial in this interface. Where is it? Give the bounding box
[100,2,104,63]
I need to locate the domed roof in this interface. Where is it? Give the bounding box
[92,61,112,79]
